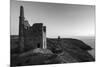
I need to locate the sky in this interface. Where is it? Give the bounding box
[10,0,95,38]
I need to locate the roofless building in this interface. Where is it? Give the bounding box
[19,6,47,52]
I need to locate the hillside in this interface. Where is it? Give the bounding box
[10,35,95,66]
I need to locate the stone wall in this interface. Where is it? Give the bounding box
[23,23,43,51]
[18,6,46,52]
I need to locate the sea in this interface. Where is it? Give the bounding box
[74,36,95,58]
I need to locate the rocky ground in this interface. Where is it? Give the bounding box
[10,37,95,67]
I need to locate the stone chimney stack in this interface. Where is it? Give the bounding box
[43,26,47,49]
[19,6,25,53]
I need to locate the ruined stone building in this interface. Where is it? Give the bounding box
[19,6,47,52]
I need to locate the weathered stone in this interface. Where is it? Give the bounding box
[19,6,47,52]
